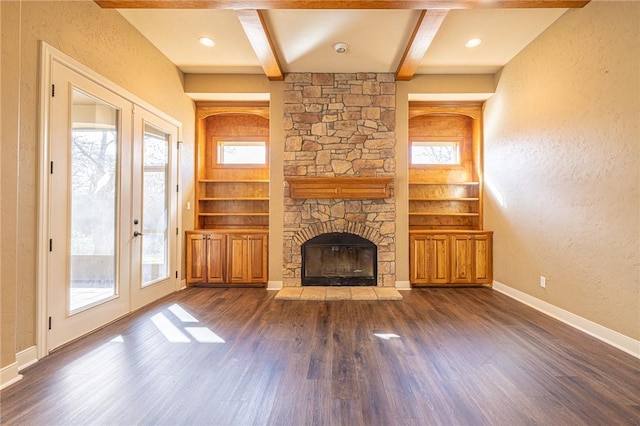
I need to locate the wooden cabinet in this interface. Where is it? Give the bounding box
[186,230,268,286]
[227,233,268,284]
[185,232,225,285]
[410,234,450,285]
[410,231,493,287]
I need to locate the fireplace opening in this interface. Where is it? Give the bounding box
[302,232,377,286]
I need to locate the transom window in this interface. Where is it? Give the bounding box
[411,140,460,165]
[217,140,266,165]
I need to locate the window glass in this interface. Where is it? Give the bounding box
[217,141,266,165]
[411,141,460,165]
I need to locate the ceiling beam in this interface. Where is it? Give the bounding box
[395,9,447,81]
[236,10,284,81]
[96,0,590,9]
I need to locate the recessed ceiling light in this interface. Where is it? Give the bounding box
[465,38,483,48]
[199,37,215,47]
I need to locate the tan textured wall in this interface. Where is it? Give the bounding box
[484,2,640,340]
[1,0,20,368]
[269,82,285,283]
[1,0,195,366]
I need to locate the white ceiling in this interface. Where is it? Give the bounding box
[118,7,567,75]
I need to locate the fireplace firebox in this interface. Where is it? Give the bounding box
[301,233,377,286]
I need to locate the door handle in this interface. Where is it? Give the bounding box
[133,231,144,237]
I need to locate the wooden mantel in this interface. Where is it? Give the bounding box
[285,176,393,199]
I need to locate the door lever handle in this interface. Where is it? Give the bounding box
[133,231,144,237]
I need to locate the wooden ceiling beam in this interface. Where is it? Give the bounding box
[395,9,447,81]
[96,0,590,9]
[236,10,284,81]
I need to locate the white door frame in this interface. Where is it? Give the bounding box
[37,42,183,358]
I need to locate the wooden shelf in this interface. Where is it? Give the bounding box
[286,176,392,199]
[199,212,269,217]
[409,197,479,201]
[408,178,481,229]
[409,182,479,186]
[409,212,480,217]
[200,197,269,201]
[199,179,270,183]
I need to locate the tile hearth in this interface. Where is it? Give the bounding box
[275,286,403,301]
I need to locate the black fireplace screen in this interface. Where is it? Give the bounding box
[302,232,377,286]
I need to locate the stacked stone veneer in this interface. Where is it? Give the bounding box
[282,73,396,287]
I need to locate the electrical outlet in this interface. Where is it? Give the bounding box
[540,276,546,288]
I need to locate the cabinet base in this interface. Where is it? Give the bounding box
[411,283,493,288]
[188,283,266,288]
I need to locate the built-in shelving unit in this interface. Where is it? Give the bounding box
[408,102,492,287]
[408,102,484,231]
[188,102,270,287]
[194,103,270,230]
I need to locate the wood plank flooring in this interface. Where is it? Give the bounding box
[1,288,639,425]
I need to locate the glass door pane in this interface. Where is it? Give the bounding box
[69,89,118,312]
[141,123,170,286]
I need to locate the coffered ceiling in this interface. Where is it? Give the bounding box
[98,1,588,81]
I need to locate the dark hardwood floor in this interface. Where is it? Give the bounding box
[2,287,639,425]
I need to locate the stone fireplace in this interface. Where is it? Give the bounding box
[282,72,396,287]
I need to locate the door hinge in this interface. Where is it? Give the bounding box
[48,316,52,330]
[176,184,179,192]
[50,161,54,174]
[175,271,178,279]
[51,84,55,97]
[49,239,53,252]
[176,227,179,236]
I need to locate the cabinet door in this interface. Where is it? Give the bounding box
[227,234,268,284]
[247,234,268,284]
[410,235,430,285]
[186,232,207,285]
[430,234,450,284]
[451,235,473,284]
[227,234,248,284]
[473,234,493,284]
[409,234,449,285]
[205,233,226,284]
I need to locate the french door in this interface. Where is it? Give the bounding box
[47,60,179,351]
[130,107,179,310]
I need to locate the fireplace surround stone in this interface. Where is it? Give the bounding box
[282,72,396,287]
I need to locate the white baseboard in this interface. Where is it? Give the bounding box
[17,346,38,371]
[0,345,38,390]
[180,279,187,290]
[267,280,283,290]
[395,280,411,290]
[0,362,23,390]
[493,281,640,359]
